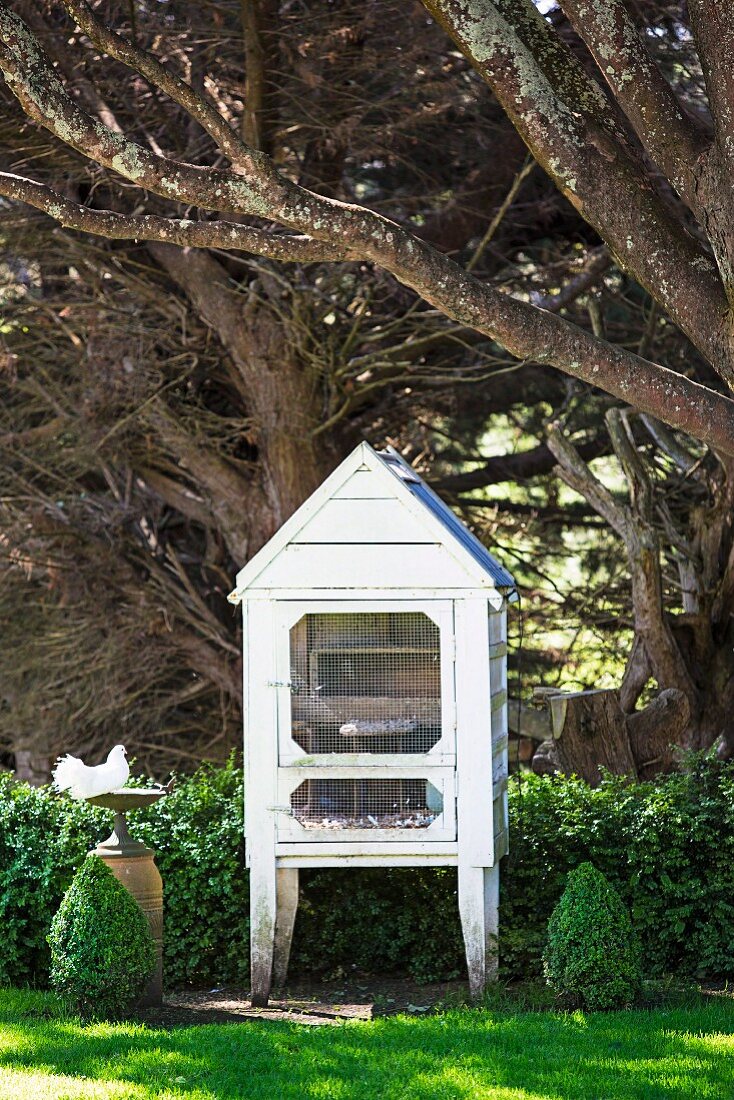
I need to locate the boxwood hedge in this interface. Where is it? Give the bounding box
[543,862,642,1010]
[48,856,156,1018]
[2,754,734,989]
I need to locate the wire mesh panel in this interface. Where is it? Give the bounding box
[289,612,442,754]
[290,778,443,829]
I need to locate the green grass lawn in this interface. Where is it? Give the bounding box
[2,987,734,1100]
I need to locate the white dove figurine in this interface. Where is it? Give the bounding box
[52,744,129,800]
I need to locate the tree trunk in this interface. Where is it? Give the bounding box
[547,689,637,786]
[548,419,734,770]
[13,749,50,786]
[148,244,333,543]
[626,688,690,778]
[532,686,690,785]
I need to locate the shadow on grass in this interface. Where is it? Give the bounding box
[1,992,734,1099]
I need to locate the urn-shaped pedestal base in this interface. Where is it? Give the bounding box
[88,789,167,1007]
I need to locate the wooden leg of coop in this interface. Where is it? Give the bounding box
[272,868,299,991]
[458,862,500,1001]
[249,853,277,1007]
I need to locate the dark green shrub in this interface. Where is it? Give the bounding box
[48,856,156,1018]
[4,754,734,990]
[543,862,641,1010]
[293,865,463,982]
[0,762,248,990]
[132,763,248,987]
[0,772,105,987]
[501,760,734,980]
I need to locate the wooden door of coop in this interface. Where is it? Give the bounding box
[273,600,457,845]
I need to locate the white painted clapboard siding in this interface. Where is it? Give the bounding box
[251,542,478,589]
[332,469,395,499]
[292,496,430,544]
[492,737,509,785]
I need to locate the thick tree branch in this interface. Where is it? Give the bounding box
[546,421,629,538]
[398,258,734,458]
[0,172,350,262]
[436,437,608,491]
[138,467,214,530]
[687,3,734,307]
[492,0,618,127]
[0,5,286,215]
[619,635,651,712]
[628,554,696,697]
[5,5,734,458]
[640,414,698,474]
[688,2,734,165]
[7,178,734,460]
[422,0,731,376]
[605,408,654,521]
[17,0,122,132]
[558,0,708,209]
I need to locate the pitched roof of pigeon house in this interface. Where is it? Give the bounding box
[227,442,516,603]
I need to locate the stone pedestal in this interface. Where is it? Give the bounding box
[89,803,165,1007]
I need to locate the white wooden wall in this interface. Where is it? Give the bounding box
[453,597,507,997]
[489,607,510,860]
[243,599,279,1005]
[247,480,482,591]
[243,593,510,864]
[243,589,511,1002]
[455,598,494,866]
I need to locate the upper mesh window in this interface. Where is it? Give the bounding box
[288,612,442,754]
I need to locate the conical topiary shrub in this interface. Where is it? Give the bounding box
[48,855,156,1018]
[543,862,642,1010]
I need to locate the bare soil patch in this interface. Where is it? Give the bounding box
[139,976,466,1028]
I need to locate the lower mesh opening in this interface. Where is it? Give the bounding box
[290,778,442,829]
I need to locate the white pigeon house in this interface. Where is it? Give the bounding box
[228,442,516,1005]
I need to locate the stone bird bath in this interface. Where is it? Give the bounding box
[87,786,171,1006]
